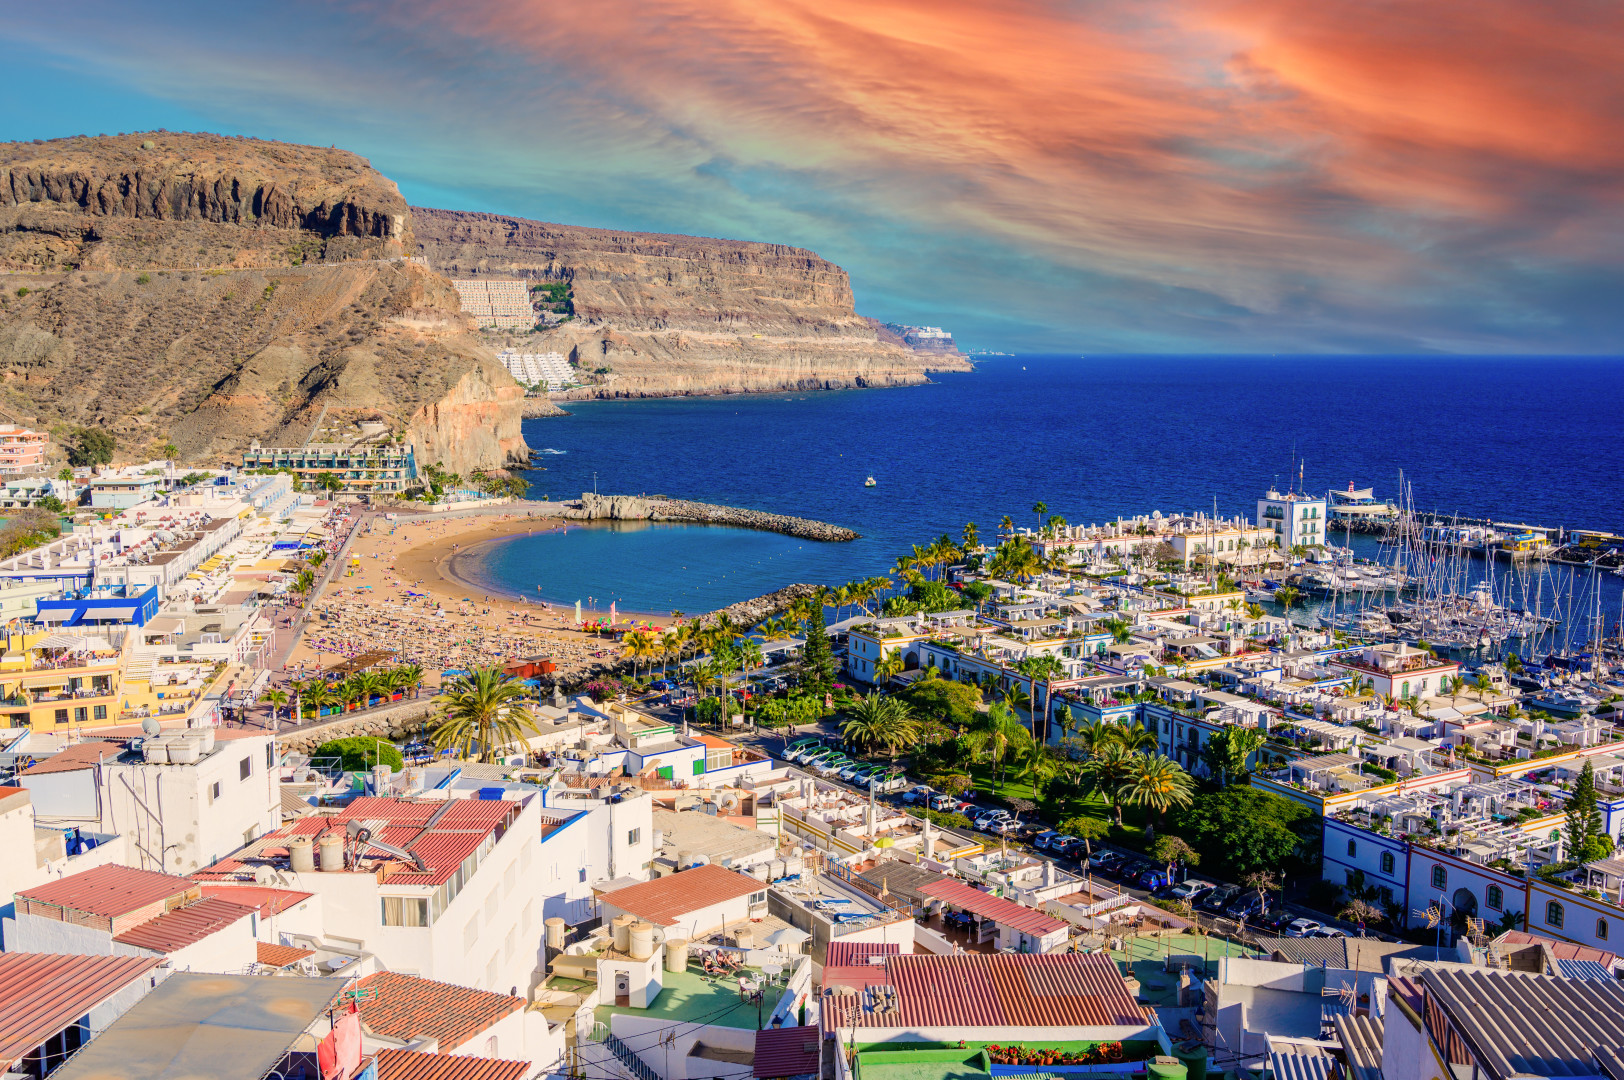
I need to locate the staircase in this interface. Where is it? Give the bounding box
[600,1033,659,1080]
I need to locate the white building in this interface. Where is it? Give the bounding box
[1258,488,1327,549]
[1330,643,1461,702]
[496,351,574,390]
[17,730,279,876]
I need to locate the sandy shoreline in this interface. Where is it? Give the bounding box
[285,510,657,685]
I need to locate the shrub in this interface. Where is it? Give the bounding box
[14,287,27,298]
[583,679,622,703]
[136,273,151,285]
[312,737,403,773]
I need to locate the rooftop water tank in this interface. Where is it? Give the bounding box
[612,913,635,952]
[628,922,655,961]
[142,739,171,764]
[318,833,344,872]
[167,738,201,765]
[665,938,689,972]
[289,837,316,874]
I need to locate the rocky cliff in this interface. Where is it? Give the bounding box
[412,208,969,398]
[0,134,526,474]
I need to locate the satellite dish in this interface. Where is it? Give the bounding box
[141,718,162,737]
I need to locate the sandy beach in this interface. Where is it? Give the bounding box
[284,509,661,686]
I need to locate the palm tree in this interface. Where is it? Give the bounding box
[1098,616,1133,644]
[1032,501,1048,531]
[962,522,980,553]
[430,668,539,763]
[873,648,905,687]
[1114,720,1156,754]
[1117,754,1195,823]
[1274,585,1302,610]
[395,663,426,698]
[261,688,289,728]
[1012,743,1060,798]
[292,569,316,598]
[965,700,1031,789]
[1083,741,1137,824]
[999,515,1014,536]
[842,694,918,760]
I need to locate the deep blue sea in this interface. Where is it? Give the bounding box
[457,355,1624,631]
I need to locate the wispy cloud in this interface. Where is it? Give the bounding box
[3,0,1622,351]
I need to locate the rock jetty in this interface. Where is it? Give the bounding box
[697,583,822,628]
[563,492,858,541]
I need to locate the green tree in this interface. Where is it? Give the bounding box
[1173,787,1312,878]
[1153,834,1200,877]
[1060,814,1112,861]
[430,668,541,763]
[962,521,980,553]
[798,603,835,698]
[312,736,403,772]
[315,472,345,494]
[1566,760,1612,862]
[1032,500,1048,530]
[1118,754,1196,823]
[36,495,66,514]
[1081,741,1137,824]
[965,700,1032,788]
[841,694,919,759]
[161,443,178,460]
[1199,726,1265,784]
[873,648,905,686]
[68,428,116,466]
[1274,585,1302,609]
[261,688,289,726]
[899,675,983,730]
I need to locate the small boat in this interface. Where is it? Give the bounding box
[864,476,876,488]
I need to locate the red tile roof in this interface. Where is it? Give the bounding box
[17,864,194,919]
[919,879,1067,937]
[828,953,1148,1029]
[821,942,900,993]
[1498,929,1619,968]
[256,942,315,969]
[354,972,523,1052]
[20,741,124,775]
[754,1025,822,1078]
[0,953,160,1068]
[111,896,256,953]
[372,1048,528,1080]
[197,884,314,915]
[598,864,762,927]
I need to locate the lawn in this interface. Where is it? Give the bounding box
[962,766,1151,850]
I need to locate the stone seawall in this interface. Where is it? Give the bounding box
[560,491,858,541]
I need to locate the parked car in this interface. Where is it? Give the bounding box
[1284,918,1323,938]
[930,792,961,811]
[817,757,853,777]
[1257,909,1297,933]
[1167,880,1214,902]
[1198,885,1241,914]
[841,763,879,782]
[1311,928,1348,938]
[1087,849,1123,871]
[902,786,935,805]
[1033,831,1063,851]
[970,807,1010,825]
[1226,893,1268,920]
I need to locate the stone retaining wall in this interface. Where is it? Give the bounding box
[275,699,434,754]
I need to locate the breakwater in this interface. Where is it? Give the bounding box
[563,492,859,541]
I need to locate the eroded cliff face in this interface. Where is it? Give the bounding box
[0,133,410,270]
[0,135,526,473]
[412,207,969,398]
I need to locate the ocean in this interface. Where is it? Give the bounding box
[455,355,1624,629]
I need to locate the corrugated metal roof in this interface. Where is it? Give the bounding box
[197,884,313,915]
[598,864,762,927]
[18,740,125,776]
[1554,957,1616,982]
[48,973,346,1080]
[1268,1042,1334,1080]
[919,879,1067,937]
[0,953,160,1069]
[18,864,194,919]
[1422,966,1624,1080]
[256,942,315,969]
[754,1024,821,1078]
[112,897,256,953]
[355,972,523,1052]
[825,942,899,969]
[831,953,1147,1030]
[373,1049,528,1080]
[1256,936,1444,972]
[1334,1013,1385,1080]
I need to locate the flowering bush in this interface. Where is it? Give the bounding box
[983,1044,1127,1066]
[584,679,622,703]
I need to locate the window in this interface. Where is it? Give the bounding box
[54,709,68,724]
[74,707,87,724]
[464,918,480,950]
[1431,865,1446,889]
[504,863,517,897]
[693,758,706,776]
[579,868,588,883]
[627,829,641,847]
[484,890,500,924]
[1486,885,1503,911]
[1547,900,1565,928]
[1380,852,1396,875]
[239,756,253,780]
[93,705,107,720]
[1600,918,1610,941]
[1378,886,1394,904]
[1347,840,1357,857]
[382,897,429,927]
[209,781,222,803]
[749,890,767,907]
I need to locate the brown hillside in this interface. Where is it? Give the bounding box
[0,134,524,473]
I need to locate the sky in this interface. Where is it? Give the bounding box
[4,0,1623,354]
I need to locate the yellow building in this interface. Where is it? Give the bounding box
[0,632,124,731]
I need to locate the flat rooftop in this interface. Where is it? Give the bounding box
[595,964,771,1030]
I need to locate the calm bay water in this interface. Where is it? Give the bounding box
[461,355,1624,619]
